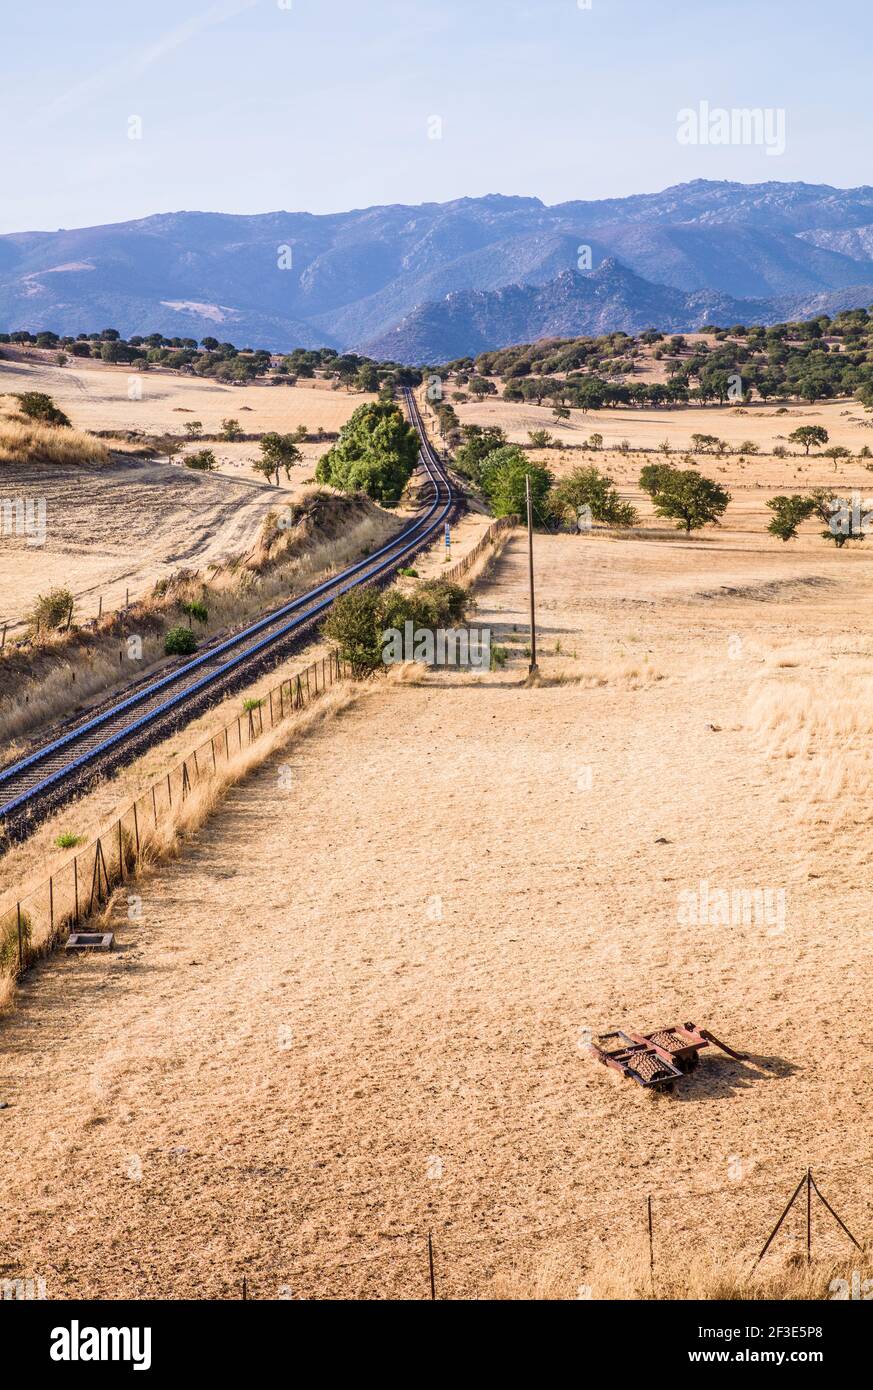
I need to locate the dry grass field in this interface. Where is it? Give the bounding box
[458,389,872,455]
[2,413,873,1297]
[0,354,374,629]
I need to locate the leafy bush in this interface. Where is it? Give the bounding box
[322,587,385,669]
[527,429,554,449]
[453,424,507,484]
[164,626,198,656]
[323,579,469,670]
[182,600,208,624]
[28,586,73,633]
[55,833,83,849]
[12,392,71,428]
[184,449,217,471]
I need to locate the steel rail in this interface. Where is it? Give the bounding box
[0,388,454,825]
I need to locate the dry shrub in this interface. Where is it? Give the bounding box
[488,1242,873,1301]
[748,670,873,759]
[529,660,665,690]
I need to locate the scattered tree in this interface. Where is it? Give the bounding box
[789,425,828,455]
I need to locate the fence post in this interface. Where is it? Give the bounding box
[807,1167,812,1263]
[74,856,79,925]
[49,875,54,935]
[133,802,140,856]
[118,819,124,882]
[17,902,23,974]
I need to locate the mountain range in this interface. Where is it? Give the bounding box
[4,181,873,362]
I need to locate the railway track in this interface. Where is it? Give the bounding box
[0,388,456,838]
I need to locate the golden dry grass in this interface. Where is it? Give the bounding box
[489,1245,872,1300]
[0,413,109,466]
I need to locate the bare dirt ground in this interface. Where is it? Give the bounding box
[0,357,372,628]
[2,491,872,1298]
[0,455,278,630]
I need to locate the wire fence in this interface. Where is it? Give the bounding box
[226,1165,871,1301]
[442,513,518,585]
[0,648,352,988]
[0,513,516,991]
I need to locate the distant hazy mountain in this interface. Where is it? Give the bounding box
[4,181,873,361]
[361,261,776,360]
[362,260,873,362]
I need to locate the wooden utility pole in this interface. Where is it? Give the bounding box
[526,473,538,676]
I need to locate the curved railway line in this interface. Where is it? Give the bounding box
[0,388,457,838]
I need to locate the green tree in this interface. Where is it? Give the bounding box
[220,417,244,441]
[454,424,507,484]
[823,445,851,471]
[315,401,419,503]
[552,466,637,528]
[158,435,184,465]
[355,362,380,393]
[766,494,816,542]
[257,432,303,484]
[479,446,553,521]
[789,425,828,454]
[639,461,678,497]
[468,376,496,401]
[646,466,731,533]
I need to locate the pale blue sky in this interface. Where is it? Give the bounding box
[1,0,870,232]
